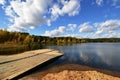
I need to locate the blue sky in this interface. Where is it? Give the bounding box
[0,0,120,38]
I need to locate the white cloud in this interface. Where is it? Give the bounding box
[66,34,76,37]
[5,6,16,20]
[1,0,80,32]
[61,0,80,16]
[0,0,6,9]
[93,19,120,38]
[50,4,61,21]
[44,26,66,37]
[50,0,80,21]
[106,31,120,38]
[43,19,120,38]
[0,0,5,5]
[77,20,120,38]
[68,24,77,32]
[8,25,28,32]
[79,22,94,32]
[96,0,103,6]
[96,20,120,34]
[3,0,52,32]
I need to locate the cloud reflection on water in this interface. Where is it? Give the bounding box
[47,43,120,71]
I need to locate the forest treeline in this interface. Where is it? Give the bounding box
[1,29,120,55]
[1,29,120,44]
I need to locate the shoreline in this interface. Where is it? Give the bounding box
[20,64,120,80]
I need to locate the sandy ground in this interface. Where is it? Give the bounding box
[20,64,120,80]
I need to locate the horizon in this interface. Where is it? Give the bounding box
[0,0,120,38]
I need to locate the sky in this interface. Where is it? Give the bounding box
[0,0,120,38]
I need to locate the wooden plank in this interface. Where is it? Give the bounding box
[0,49,53,64]
[0,49,63,80]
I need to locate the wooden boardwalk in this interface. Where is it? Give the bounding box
[0,49,63,80]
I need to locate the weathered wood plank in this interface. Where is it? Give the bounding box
[0,49,63,80]
[0,49,53,64]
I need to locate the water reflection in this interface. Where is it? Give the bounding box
[47,43,120,71]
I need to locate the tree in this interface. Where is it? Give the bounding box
[24,36,31,44]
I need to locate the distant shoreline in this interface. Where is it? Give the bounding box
[20,64,120,80]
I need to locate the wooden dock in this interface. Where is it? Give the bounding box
[0,49,63,80]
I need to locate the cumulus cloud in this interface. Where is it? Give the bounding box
[8,25,28,32]
[93,20,120,38]
[0,0,5,5]
[43,19,120,38]
[68,24,77,32]
[96,0,103,6]
[0,0,80,32]
[2,0,52,32]
[60,0,80,16]
[79,22,94,32]
[50,0,80,21]
[77,20,120,38]
[96,20,120,34]
[106,31,120,38]
[44,26,66,37]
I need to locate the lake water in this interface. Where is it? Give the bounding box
[46,43,120,71]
